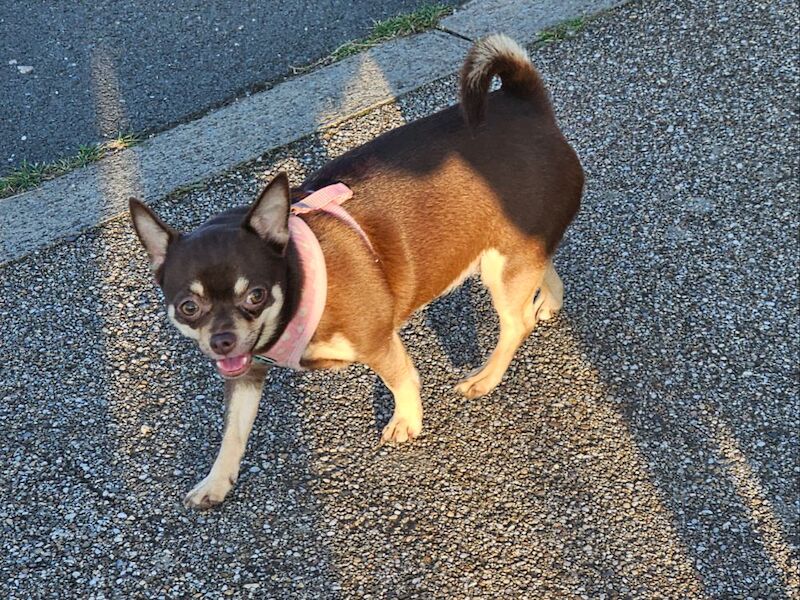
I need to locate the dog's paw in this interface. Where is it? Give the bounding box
[531,290,561,325]
[381,414,422,444]
[183,472,236,510]
[536,305,559,322]
[455,371,500,399]
[534,302,560,324]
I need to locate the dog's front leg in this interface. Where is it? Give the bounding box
[368,333,423,444]
[184,366,267,510]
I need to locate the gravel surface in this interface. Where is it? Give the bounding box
[1,0,798,597]
[0,0,462,175]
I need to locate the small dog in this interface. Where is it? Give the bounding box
[130,35,583,509]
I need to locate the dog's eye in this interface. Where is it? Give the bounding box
[180,300,199,317]
[245,288,267,307]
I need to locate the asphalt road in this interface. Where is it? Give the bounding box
[0,0,461,175]
[1,0,798,598]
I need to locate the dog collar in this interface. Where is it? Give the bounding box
[254,183,372,370]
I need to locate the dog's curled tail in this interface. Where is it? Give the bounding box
[460,34,547,129]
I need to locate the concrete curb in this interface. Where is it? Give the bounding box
[0,0,626,265]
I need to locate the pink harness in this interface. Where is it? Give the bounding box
[254,183,373,370]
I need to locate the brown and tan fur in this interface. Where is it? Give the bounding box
[130,35,583,509]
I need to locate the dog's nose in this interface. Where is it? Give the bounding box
[210,332,237,355]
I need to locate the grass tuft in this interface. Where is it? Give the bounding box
[103,132,140,152]
[293,3,454,73]
[537,17,586,44]
[0,160,44,195]
[0,132,141,198]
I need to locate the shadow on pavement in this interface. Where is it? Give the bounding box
[561,177,799,597]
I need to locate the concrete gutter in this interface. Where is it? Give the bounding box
[0,0,626,265]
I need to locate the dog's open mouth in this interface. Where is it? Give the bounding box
[215,354,252,378]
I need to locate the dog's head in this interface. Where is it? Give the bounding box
[129,173,292,378]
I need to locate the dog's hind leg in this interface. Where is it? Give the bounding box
[367,332,423,444]
[456,248,547,399]
[529,259,563,326]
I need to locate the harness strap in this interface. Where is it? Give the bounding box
[254,183,374,370]
[292,183,377,258]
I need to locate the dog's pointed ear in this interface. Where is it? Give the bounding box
[129,198,178,273]
[244,172,290,251]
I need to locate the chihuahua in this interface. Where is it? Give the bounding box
[130,35,583,509]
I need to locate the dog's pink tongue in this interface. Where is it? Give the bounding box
[216,354,249,375]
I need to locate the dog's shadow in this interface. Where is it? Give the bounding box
[370,278,485,432]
